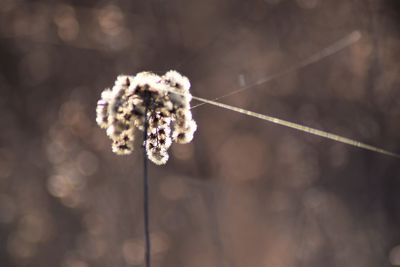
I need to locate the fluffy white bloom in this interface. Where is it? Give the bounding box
[163,70,191,92]
[173,120,197,144]
[96,89,113,128]
[96,70,197,164]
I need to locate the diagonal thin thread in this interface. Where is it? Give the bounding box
[143,92,151,267]
[190,95,400,159]
[192,31,362,109]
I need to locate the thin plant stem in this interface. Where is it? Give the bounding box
[143,91,151,267]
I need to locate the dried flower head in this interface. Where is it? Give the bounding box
[96,71,197,165]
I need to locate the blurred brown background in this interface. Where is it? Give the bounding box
[1,0,400,266]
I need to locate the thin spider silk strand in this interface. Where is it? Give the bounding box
[190,95,400,159]
[177,29,399,158]
[192,31,362,109]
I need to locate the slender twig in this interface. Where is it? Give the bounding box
[143,91,151,267]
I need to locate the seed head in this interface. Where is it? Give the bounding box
[96,71,197,165]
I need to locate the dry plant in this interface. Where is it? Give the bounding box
[2,1,400,267]
[96,71,197,165]
[95,32,399,267]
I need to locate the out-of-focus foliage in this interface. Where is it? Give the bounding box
[0,0,400,266]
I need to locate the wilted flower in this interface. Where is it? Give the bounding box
[96,71,197,165]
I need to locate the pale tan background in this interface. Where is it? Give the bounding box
[0,0,400,266]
